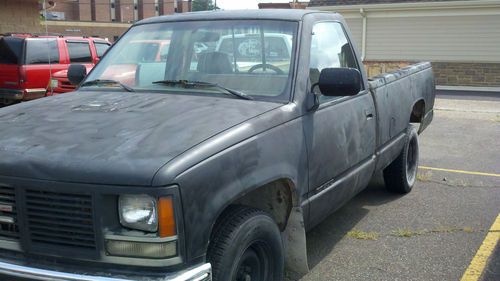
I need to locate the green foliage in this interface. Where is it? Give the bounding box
[192,0,219,11]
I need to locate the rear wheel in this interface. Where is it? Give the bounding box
[383,125,419,193]
[208,205,284,281]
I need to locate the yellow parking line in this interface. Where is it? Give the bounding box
[460,213,500,281]
[419,166,500,178]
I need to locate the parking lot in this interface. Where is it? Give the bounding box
[293,93,500,281]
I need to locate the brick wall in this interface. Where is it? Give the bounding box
[159,0,175,15]
[116,0,135,22]
[432,62,500,87]
[363,61,413,78]
[78,2,92,21]
[0,0,42,34]
[93,0,112,22]
[364,61,500,87]
[51,2,79,21]
[139,0,157,19]
[177,1,192,13]
[50,0,183,23]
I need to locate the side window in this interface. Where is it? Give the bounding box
[95,42,110,58]
[67,41,92,63]
[24,38,60,65]
[309,22,359,101]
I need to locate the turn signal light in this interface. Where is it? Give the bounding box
[158,196,176,237]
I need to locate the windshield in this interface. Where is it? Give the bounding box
[84,20,297,101]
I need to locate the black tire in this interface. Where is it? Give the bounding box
[383,125,419,194]
[207,205,284,281]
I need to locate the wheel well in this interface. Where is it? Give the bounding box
[410,100,425,123]
[209,180,310,275]
[221,179,296,232]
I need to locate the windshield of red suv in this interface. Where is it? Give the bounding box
[84,20,298,102]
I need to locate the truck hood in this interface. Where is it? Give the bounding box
[0,91,281,186]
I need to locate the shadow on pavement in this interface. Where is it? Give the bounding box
[305,172,404,269]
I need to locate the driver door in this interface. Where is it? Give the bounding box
[304,22,377,228]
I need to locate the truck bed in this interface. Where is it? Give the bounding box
[369,62,435,143]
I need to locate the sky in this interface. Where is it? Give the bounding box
[217,0,301,10]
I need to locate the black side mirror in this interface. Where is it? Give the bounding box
[315,68,361,96]
[67,64,87,85]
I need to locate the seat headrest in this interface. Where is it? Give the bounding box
[197,52,233,74]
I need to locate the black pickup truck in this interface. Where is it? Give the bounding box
[0,9,434,281]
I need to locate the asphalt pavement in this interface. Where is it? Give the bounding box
[293,95,500,281]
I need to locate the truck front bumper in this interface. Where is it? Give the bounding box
[0,260,211,281]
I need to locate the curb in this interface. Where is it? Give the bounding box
[436,86,500,93]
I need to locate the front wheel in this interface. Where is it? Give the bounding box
[383,125,419,193]
[207,206,284,281]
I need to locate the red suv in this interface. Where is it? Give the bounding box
[0,34,110,105]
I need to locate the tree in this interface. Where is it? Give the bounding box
[192,0,219,11]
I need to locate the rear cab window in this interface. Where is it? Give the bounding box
[24,38,60,65]
[67,41,93,63]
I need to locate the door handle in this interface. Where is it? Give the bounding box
[365,109,374,120]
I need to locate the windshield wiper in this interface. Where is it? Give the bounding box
[152,80,253,100]
[80,79,135,92]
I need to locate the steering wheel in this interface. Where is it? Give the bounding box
[248,63,284,75]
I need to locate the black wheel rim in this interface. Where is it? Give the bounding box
[235,242,271,281]
[406,136,418,184]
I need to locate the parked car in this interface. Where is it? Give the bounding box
[0,33,110,104]
[0,10,435,281]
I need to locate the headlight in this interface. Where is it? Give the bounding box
[119,194,158,232]
[50,79,59,89]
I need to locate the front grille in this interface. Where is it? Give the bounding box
[25,189,96,250]
[0,185,19,240]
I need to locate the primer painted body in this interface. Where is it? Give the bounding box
[0,9,435,279]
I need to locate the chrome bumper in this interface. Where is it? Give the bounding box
[0,260,211,281]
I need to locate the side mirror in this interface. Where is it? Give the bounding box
[68,64,87,85]
[316,68,361,96]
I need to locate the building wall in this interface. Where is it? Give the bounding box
[344,18,362,53]
[139,0,157,19]
[50,2,79,21]
[159,0,175,15]
[94,0,112,22]
[177,1,192,13]
[310,0,500,87]
[0,0,42,34]
[43,21,130,42]
[365,15,500,62]
[116,0,135,23]
[78,1,93,21]
[363,61,412,78]
[432,62,500,87]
